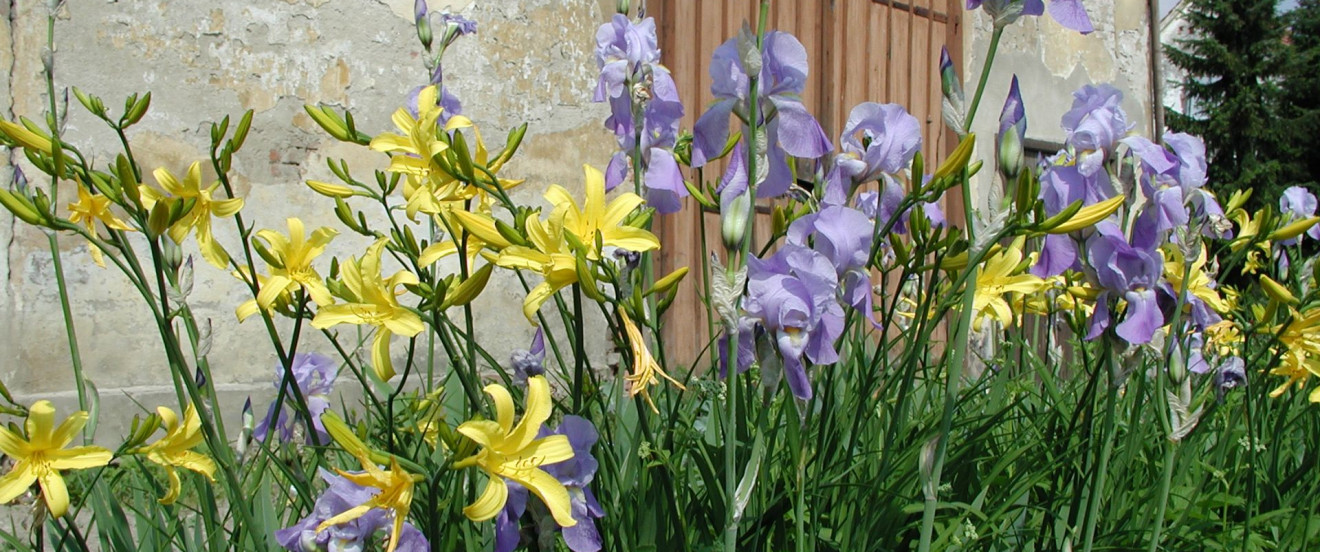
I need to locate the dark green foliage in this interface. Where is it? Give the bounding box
[1165,0,1309,210]
[1283,0,1320,190]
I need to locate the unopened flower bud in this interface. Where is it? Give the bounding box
[998,126,1024,180]
[616,0,630,15]
[416,0,433,50]
[721,190,751,251]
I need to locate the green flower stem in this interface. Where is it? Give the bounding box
[1080,347,1120,552]
[40,8,89,441]
[572,283,588,413]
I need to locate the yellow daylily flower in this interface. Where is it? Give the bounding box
[0,401,112,517]
[1269,307,1320,401]
[139,162,244,269]
[544,164,660,259]
[452,376,576,527]
[369,85,451,181]
[253,218,338,311]
[137,404,216,505]
[67,181,134,267]
[319,412,421,552]
[311,239,425,381]
[496,209,582,323]
[621,310,684,413]
[1163,247,1230,315]
[972,239,1046,330]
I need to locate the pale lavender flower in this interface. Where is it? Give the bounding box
[743,245,845,399]
[406,64,464,125]
[1123,132,1223,238]
[593,15,687,212]
[1084,221,1166,345]
[692,31,833,198]
[1062,84,1132,176]
[1030,151,1119,277]
[438,11,478,39]
[1279,186,1320,245]
[1215,356,1247,398]
[833,102,922,189]
[494,483,529,552]
[787,205,877,324]
[276,468,429,552]
[540,416,604,552]
[256,353,337,444]
[510,328,546,384]
[967,0,1093,34]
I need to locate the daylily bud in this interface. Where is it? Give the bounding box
[306,179,355,198]
[1260,274,1298,305]
[646,267,689,297]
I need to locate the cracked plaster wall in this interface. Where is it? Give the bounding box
[963,0,1155,212]
[0,0,616,438]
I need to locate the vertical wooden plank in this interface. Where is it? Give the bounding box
[867,3,889,105]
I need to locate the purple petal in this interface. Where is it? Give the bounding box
[644,148,686,214]
[769,97,832,158]
[1116,289,1162,345]
[692,99,737,168]
[1048,0,1094,33]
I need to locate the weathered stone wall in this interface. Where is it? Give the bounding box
[0,0,617,437]
[963,0,1156,211]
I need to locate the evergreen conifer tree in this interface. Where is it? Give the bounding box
[1165,0,1303,210]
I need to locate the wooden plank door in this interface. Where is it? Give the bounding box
[651,0,964,369]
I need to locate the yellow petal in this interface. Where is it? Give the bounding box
[463,475,509,522]
[25,401,58,448]
[0,463,37,505]
[511,435,574,466]
[508,376,553,450]
[210,197,244,218]
[38,470,70,517]
[516,468,576,527]
[604,226,661,253]
[372,329,396,381]
[455,420,503,448]
[0,427,27,458]
[158,466,182,505]
[256,275,294,311]
[311,305,367,329]
[46,447,112,470]
[483,383,516,434]
[236,299,260,322]
[381,310,425,338]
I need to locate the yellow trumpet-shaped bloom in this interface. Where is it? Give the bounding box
[369,85,451,182]
[1163,247,1230,315]
[544,164,660,259]
[319,412,421,552]
[495,165,661,322]
[1270,307,1320,401]
[67,181,134,267]
[0,401,112,517]
[137,404,216,505]
[312,239,425,381]
[452,376,577,527]
[972,240,1046,330]
[496,210,582,323]
[139,162,245,269]
[621,310,684,413]
[253,218,338,311]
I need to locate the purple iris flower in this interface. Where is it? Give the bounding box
[1122,132,1225,238]
[743,245,845,399]
[1279,186,1320,245]
[276,469,428,552]
[692,31,833,198]
[1061,84,1132,177]
[787,205,879,325]
[255,353,337,444]
[1030,151,1119,278]
[966,0,1093,34]
[833,102,922,191]
[510,328,547,384]
[438,11,478,39]
[1084,221,1167,345]
[494,483,529,552]
[593,15,687,212]
[540,416,604,552]
[406,64,464,125]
